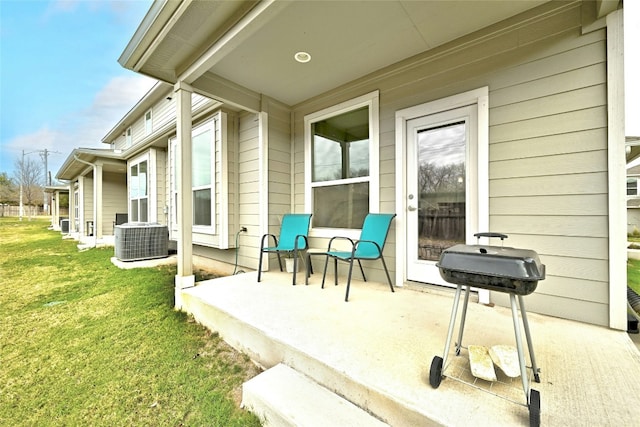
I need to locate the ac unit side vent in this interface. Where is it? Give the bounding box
[115,223,169,262]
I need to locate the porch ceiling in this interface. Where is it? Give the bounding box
[120,0,550,107]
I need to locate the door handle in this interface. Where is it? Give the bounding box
[408,205,417,211]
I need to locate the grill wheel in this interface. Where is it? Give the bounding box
[429,356,443,388]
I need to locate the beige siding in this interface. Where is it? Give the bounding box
[237,112,261,268]
[155,149,167,225]
[292,3,609,325]
[82,176,94,235]
[196,112,259,268]
[102,171,127,234]
[153,99,174,132]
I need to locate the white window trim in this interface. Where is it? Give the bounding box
[170,116,221,238]
[128,153,152,223]
[394,87,489,297]
[304,90,380,238]
[191,118,216,234]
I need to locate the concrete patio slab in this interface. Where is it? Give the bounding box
[181,271,640,426]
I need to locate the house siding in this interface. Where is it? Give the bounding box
[81,175,93,235]
[194,111,256,269]
[154,149,167,225]
[236,111,261,268]
[102,171,127,234]
[292,2,609,325]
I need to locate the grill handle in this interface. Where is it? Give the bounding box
[474,232,508,243]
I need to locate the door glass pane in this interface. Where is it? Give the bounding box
[313,182,368,229]
[417,121,466,261]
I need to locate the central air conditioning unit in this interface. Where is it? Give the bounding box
[114,222,169,262]
[60,218,69,233]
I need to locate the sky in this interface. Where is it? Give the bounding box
[1,0,639,181]
[0,0,155,181]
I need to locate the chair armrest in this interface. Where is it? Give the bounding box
[353,239,383,257]
[260,233,278,249]
[293,234,309,250]
[326,236,356,252]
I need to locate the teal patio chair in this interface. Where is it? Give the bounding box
[258,213,312,286]
[321,213,396,301]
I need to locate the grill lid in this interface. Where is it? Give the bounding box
[437,244,545,282]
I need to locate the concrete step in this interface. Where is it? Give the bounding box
[242,363,389,427]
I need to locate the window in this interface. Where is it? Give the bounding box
[305,92,379,233]
[129,158,148,222]
[145,110,152,136]
[126,127,132,148]
[74,190,79,231]
[169,117,216,230]
[628,178,639,196]
[192,125,213,226]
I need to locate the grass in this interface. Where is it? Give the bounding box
[0,217,261,427]
[628,259,640,295]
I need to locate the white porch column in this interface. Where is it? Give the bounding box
[606,9,627,330]
[54,190,60,229]
[174,81,195,308]
[95,163,103,239]
[68,182,74,232]
[77,176,85,234]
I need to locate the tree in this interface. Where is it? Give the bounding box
[0,172,17,216]
[14,156,43,219]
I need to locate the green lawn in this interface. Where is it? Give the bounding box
[0,217,261,426]
[628,259,640,295]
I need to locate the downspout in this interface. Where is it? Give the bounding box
[74,155,98,248]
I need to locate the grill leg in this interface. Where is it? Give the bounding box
[442,284,464,369]
[510,293,530,401]
[455,286,471,355]
[518,295,540,382]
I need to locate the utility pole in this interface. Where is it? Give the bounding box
[42,149,49,214]
[19,149,59,220]
[19,150,24,221]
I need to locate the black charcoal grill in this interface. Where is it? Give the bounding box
[429,233,545,427]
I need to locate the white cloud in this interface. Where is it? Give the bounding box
[3,74,156,178]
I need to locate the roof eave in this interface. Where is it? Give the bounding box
[55,149,124,181]
[117,0,182,73]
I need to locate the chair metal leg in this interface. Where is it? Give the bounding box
[357,259,366,281]
[334,258,338,286]
[257,249,264,282]
[380,255,395,292]
[321,255,330,289]
[345,257,356,302]
[276,252,284,271]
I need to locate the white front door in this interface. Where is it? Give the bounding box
[406,105,477,286]
[395,88,489,301]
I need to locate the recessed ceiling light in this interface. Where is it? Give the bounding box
[294,51,311,63]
